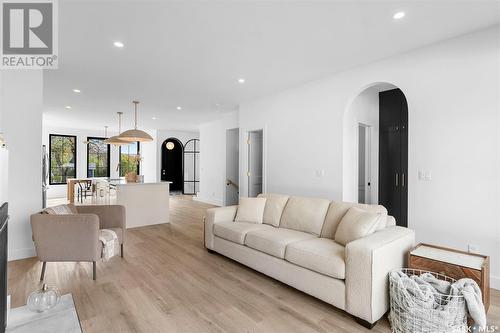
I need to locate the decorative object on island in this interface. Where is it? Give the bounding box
[118,101,153,142]
[27,284,60,313]
[125,171,138,183]
[408,243,490,311]
[104,112,129,146]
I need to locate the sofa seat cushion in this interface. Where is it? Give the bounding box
[214,222,272,245]
[285,238,345,279]
[245,228,317,259]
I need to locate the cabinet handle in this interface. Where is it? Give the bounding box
[395,173,399,187]
[402,173,405,187]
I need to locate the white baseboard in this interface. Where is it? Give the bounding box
[192,196,223,206]
[8,246,36,261]
[491,275,500,291]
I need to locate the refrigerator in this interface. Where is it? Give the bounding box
[0,147,7,205]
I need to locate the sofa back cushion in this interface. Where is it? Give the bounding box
[257,193,289,227]
[279,196,330,235]
[321,202,388,238]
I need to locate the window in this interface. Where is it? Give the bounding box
[183,139,200,194]
[119,142,140,176]
[49,134,77,185]
[86,137,110,178]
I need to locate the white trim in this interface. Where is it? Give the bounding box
[491,275,500,291]
[8,246,36,261]
[192,195,222,207]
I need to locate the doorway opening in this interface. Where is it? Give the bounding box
[247,130,263,198]
[161,137,183,192]
[225,128,239,206]
[358,124,371,204]
[343,83,409,227]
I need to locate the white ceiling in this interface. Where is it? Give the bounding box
[43,0,500,132]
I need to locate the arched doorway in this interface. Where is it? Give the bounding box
[161,137,183,192]
[343,82,409,227]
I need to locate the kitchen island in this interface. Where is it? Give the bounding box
[115,181,171,229]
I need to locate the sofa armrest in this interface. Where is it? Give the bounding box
[204,206,238,249]
[31,213,100,262]
[76,205,125,231]
[345,226,415,324]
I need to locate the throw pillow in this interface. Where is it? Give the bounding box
[235,197,267,224]
[334,207,381,246]
[42,204,75,215]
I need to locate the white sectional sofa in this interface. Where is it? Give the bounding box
[204,194,415,327]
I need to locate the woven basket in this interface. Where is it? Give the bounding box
[389,268,467,333]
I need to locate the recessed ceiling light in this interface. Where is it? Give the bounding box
[238,78,245,84]
[72,89,81,93]
[176,106,182,110]
[152,117,158,120]
[113,41,124,48]
[64,106,72,109]
[393,11,405,20]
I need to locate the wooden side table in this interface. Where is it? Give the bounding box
[408,243,490,311]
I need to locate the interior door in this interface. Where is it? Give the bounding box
[248,130,263,198]
[379,89,408,227]
[225,129,239,205]
[161,138,183,192]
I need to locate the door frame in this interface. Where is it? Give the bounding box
[241,127,267,198]
[160,137,184,191]
[224,128,240,206]
[357,123,372,204]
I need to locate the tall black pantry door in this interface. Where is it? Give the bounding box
[379,88,408,227]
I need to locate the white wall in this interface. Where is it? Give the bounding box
[196,112,238,206]
[156,129,199,183]
[1,70,43,260]
[343,85,386,203]
[42,125,158,198]
[238,26,500,287]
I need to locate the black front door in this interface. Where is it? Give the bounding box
[379,89,408,227]
[161,138,183,192]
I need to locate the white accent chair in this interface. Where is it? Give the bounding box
[204,193,415,328]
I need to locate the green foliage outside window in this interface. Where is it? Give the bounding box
[50,135,76,184]
[120,142,140,176]
[87,138,109,177]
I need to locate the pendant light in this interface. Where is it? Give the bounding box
[104,112,129,146]
[118,100,153,142]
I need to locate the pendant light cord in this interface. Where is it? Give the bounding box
[133,101,139,130]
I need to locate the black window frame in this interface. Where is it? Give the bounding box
[49,134,77,185]
[119,141,140,177]
[86,136,111,178]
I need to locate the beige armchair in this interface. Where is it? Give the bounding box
[30,205,125,281]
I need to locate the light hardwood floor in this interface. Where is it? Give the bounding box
[8,196,500,332]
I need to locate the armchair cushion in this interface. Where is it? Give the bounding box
[76,205,125,230]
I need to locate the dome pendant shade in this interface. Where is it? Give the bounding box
[104,112,130,146]
[118,129,153,142]
[104,135,129,145]
[118,101,153,142]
